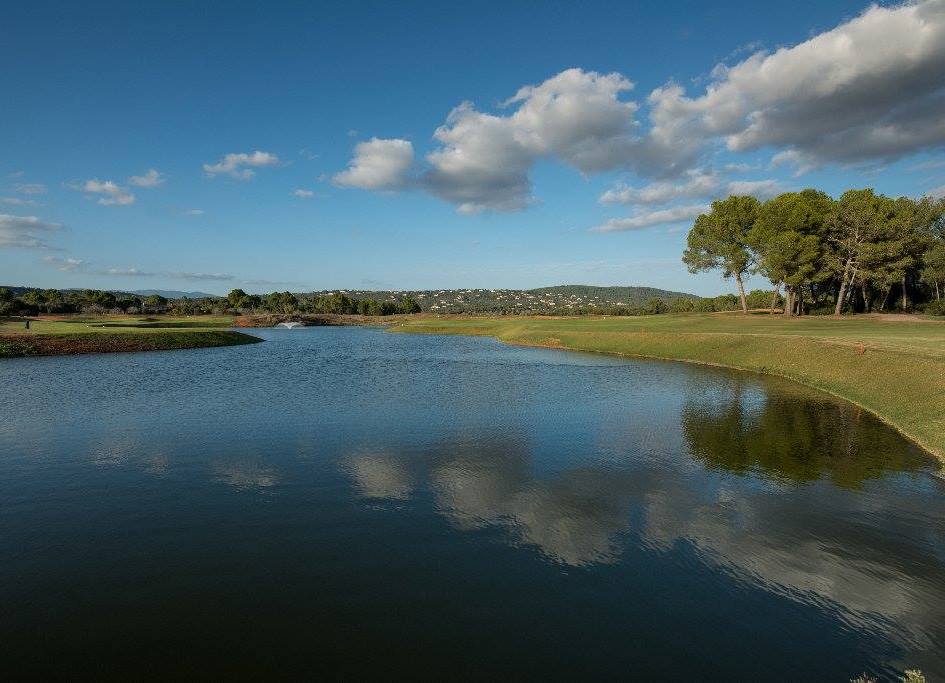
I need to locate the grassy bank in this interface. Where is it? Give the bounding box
[0,315,261,358]
[394,313,945,463]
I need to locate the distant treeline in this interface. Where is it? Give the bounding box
[1,284,707,317]
[0,285,774,318]
[0,288,172,316]
[0,287,421,317]
[684,189,945,316]
[225,290,422,316]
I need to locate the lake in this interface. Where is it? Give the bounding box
[1,326,943,680]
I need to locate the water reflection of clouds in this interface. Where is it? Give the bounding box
[639,474,945,674]
[341,416,945,673]
[85,429,283,491]
[88,432,169,476]
[212,459,279,491]
[346,439,636,567]
[344,452,414,500]
[504,473,632,566]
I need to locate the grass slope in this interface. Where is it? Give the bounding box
[0,316,260,358]
[394,313,945,463]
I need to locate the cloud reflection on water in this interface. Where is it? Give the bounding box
[341,389,945,674]
[212,459,280,491]
[346,439,635,566]
[343,451,414,500]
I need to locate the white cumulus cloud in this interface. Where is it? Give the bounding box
[421,69,661,213]
[293,188,314,198]
[590,204,707,233]
[601,173,784,206]
[503,68,641,172]
[332,2,945,213]
[333,138,414,191]
[204,151,279,180]
[422,102,535,213]
[336,69,690,213]
[78,179,135,206]
[601,170,721,205]
[129,168,165,187]
[648,1,945,170]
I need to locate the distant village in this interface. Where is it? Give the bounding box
[311,285,700,315]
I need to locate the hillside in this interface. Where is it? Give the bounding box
[314,285,700,314]
[529,285,698,305]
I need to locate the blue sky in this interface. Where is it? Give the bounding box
[3,0,944,295]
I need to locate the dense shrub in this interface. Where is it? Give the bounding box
[642,298,668,314]
[922,299,945,316]
[746,289,782,309]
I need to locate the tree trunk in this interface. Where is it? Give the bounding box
[901,275,909,311]
[735,274,748,314]
[784,286,793,317]
[936,280,941,301]
[880,287,890,311]
[796,287,804,316]
[834,261,852,317]
[769,282,781,313]
[847,268,859,315]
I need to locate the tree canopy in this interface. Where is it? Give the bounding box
[683,195,760,313]
[684,188,945,316]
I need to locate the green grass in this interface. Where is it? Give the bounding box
[0,315,258,358]
[394,312,945,463]
[0,315,235,335]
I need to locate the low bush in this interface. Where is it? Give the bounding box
[922,299,945,316]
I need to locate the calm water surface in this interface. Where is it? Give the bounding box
[1,327,943,680]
